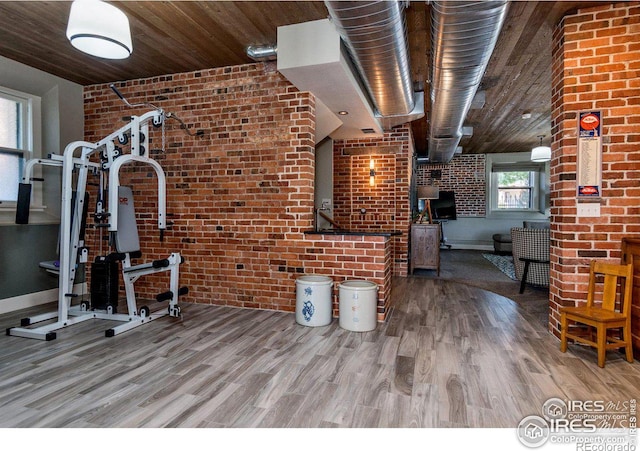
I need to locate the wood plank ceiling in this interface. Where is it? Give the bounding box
[0,1,604,158]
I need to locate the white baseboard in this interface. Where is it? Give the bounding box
[0,283,87,315]
[445,242,494,251]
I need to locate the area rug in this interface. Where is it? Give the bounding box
[482,253,517,281]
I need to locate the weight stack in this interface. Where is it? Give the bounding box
[91,257,119,310]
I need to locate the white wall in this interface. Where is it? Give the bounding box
[0,56,84,306]
[441,217,534,250]
[314,137,334,230]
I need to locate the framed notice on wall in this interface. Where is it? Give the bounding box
[576,111,602,198]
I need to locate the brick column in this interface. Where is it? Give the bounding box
[549,2,640,337]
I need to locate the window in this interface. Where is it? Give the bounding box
[488,159,547,214]
[0,87,33,203]
[496,170,534,209]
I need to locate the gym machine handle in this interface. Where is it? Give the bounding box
[156,286,188,303]
[101,253,126,262]
[110,84,126,102]
[110,84,159,111]
[152,258,170,269]
[102,250,143,262]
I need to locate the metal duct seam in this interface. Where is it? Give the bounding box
[428,1,508,163]
[324,0,415,117]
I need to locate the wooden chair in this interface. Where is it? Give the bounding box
[560,260,634,368]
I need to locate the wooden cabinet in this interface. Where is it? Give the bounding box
[410,223,440,275]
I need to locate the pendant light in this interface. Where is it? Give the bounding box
[531,135,551,162]
[66,0,133,59]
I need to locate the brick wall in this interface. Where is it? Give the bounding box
[416,154,487,217]
[549,2,640,337]
[83,62,398,320]
[333,125,413,277]
[84,63,318,312]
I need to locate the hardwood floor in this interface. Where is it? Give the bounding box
[1,276,639,428]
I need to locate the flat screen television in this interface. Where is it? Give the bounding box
[431,191,457,220]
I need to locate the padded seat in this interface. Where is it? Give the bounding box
[39,260,60,271]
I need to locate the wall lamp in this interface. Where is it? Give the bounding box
[369,158,376,186]
[66,0,133,59]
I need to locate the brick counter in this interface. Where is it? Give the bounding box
[303,231,396,321]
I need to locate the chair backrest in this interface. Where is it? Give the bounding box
[523,220,550,230]
[620,238,640,348]
[114,186,141,254]
[511,227,550,286]
[587,260,633,316]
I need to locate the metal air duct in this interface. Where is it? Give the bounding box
[324,1,415,118]
[246,45,277,61]
[428,1,508,163]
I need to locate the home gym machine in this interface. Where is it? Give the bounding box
[7,90,188,341]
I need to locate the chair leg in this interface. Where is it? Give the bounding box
[560,313,568,353]
[623,326,634,363]
[519,260,531,294]
[597,325,606,368]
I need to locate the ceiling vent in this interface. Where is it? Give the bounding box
[277,19,384,141]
